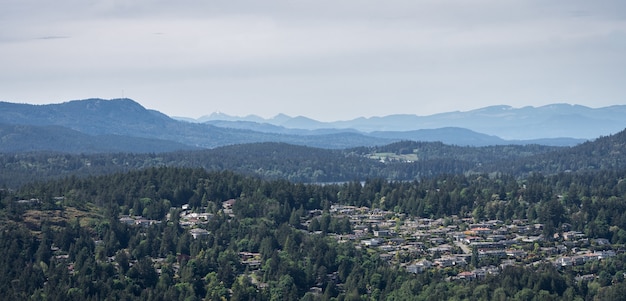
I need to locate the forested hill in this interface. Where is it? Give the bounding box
[0,123,199,153]
[137,126,615,174]
[0,141,563,189]
[2,127,626,189]
[478,128,626,175]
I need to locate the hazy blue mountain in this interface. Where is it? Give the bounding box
[367,127,585,147]
[0,98,173,136]
[201,120,584,146]
[333,104,624,139]
[423,104,626,140]
[196,119,587,146]
[0,123,198,153]
[189,112,295,125]
[203,120,361,136]
[367,127,504,146]
[172,116,198,123]
[0,98,608,153]
[280,115,327,129]
[204,120,289,133]
[188,103,626,140]
[195,112,266,123]
[0,99,394,150]
[269,113,295,125]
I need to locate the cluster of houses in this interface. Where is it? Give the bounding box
[115,200,619,283]
[119,200,237,238]
[322,204,618,280]
[178,203,214,227]
[554,250,616,267]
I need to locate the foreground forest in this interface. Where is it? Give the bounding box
[2,165,626,300]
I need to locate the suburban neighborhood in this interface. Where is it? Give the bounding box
[114,200,619,285]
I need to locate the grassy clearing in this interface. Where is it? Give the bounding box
[367,152,419,162]
[22,204,103,233]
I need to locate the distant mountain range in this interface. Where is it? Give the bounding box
[1,98,623,153]
[181,104,626,140]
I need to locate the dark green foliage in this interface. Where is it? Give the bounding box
[0,139,565,189]
[1,127,623,190]
[1,133,626,301]
[479,129,626,176]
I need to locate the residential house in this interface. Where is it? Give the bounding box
[190,228,210,239]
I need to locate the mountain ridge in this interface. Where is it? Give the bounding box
[0,99,396,150]
[186,103,626,140]
[1,98,617,154]
[0,123,199,153]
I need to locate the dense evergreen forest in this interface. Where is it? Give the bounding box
[1,128,624,190]
[2,165,626,300]
[0,140,563,189]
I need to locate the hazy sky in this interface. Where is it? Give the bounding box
[1,0,625,121]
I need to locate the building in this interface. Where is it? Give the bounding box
[190,228,210,239]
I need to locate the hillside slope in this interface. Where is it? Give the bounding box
[0,123,198,153]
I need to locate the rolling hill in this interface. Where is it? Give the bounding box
[3,127,626,189]
[0,123,198,153]
[0,99,393,150]
[0,99,604,154]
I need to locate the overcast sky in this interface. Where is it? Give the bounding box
[1,0,625,121]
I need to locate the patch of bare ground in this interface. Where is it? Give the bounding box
[22,205,102,233]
